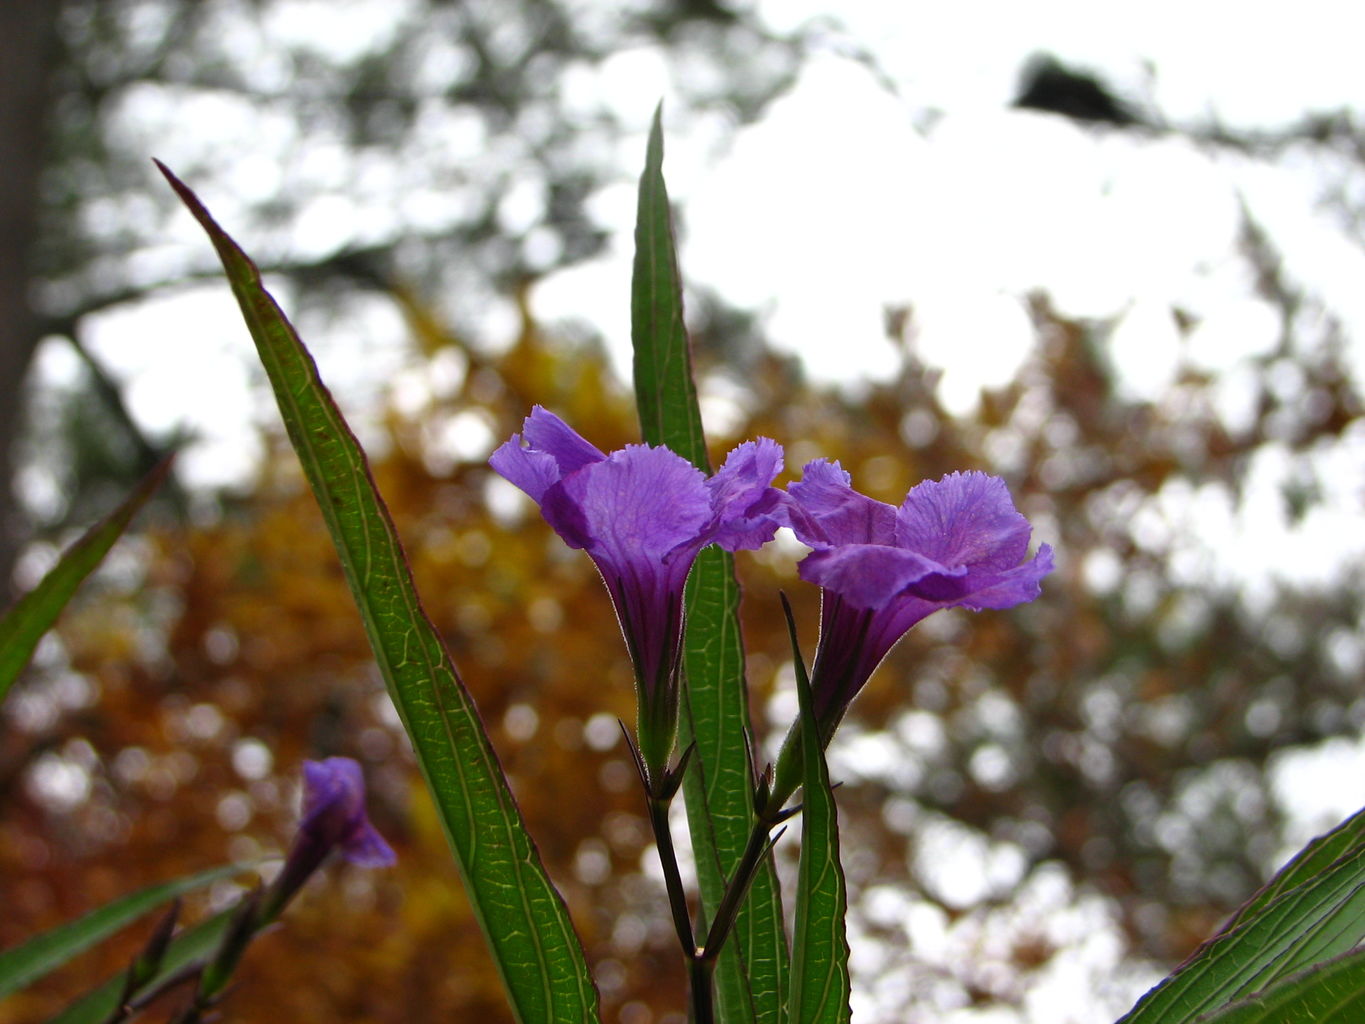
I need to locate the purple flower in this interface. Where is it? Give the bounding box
[264,757,394,921]
[298,758,397,868]
[766,463,1053,808]
[490,406,786,782]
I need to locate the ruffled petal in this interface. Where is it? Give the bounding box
[798,544,958,609]
[896,471,1031,570]
[488,436,562,503]
[519,405,606,475]
[706,437,787,551]
[709,438,784,512]
[933,543,1055,610]
[786,459,898,548]
[567,445,713,567]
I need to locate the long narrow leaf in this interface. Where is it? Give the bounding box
[1195,947,1365,1024]
[631,103,705,464]
[1221,805,1365,933]
[0,459,171,703]
[786,608,850,1023]
[0,861,244,1001]
[1118,803,1365,1023]
[630,105,789,1024]
[48,905,238,1024]
[158,164,599,1024]
[681,548,789,1024]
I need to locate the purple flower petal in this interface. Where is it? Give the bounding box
[797,544,958,609]
[925,542,1055,610]
[488,407,608,504]
[488,439,562,504]
[301,757,396,868]
[706,438,788,551]
[336,820,401,869]
[489,408,787,782]
[785,464,1053,729]
[520,405,607,475]
[300,757,362,829]
[896,471,1032,571]
[784,459,898,548]
[709,438,784,514]
[562,445,713,567]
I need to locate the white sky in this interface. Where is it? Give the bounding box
[55,0,1365,482]
[536,4,1365,400]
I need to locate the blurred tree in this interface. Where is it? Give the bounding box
[1014,54,1140,126]
[1,0,809,598]
[5,6,1365,1023]
[0,1,62,601]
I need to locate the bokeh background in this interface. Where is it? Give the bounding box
[3,2,1364,1022]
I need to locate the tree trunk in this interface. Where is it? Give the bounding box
[0,0,61,600]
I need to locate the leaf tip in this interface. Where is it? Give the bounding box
[645,101,666,171]
[152,158,192,205]
[152,160,227,249]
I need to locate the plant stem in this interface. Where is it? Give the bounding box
[647,793,697,955]
[698,815,785,963]
[689,953,715,1024]
[623,726,711,1017]
[627,721,800,1019]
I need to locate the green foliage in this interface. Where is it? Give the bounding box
[1194,948,1365,1023]
[787,604,851,1023]
[0,862,242,1002]
[0,459,170,703]
[1223,806,1365,932]
[631,104,707,470]
[1118,803,1365,1023]
[630,108,789,1022]
[678,546,789,1023]
[48,907,238,1024]
[158,164,599,1024]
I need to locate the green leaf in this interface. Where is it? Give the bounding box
[632,103,706,467]
[0,861,245,1001]
[1117,804,1365,1024]
[630,105,789,1024]
[1223,805,1365,932]
[1194,948,1365,1024]
[158,163,599,1024]
[48,905,236,1024]
[680,549,790,1024]
[786,609,851,1023]
[0,459,171,704]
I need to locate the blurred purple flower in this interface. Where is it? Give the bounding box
[785,461,1054,730]
[264,757,394,921]
[298,758,396,868]
[490,406,785,780]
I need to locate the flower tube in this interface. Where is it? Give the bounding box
[768,462,1054,809]
[490,406,785,786]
